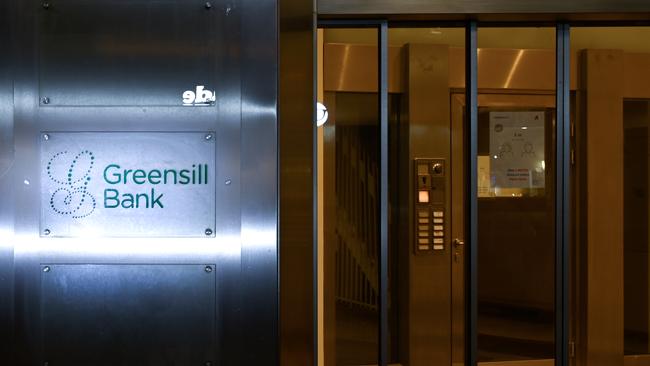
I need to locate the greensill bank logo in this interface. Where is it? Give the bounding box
[47,150,97,218]
[47,150,209,218]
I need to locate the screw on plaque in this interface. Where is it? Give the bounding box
[43,134,50,141]
[225,6,231,15]
[43,266,50,273]
[205,362,213,366]
[205,133,213,141]
[43,229,51,236]
[205,228,213,236]
[42,2,50,9]
[204,2,212,9]
[225,179,232,185]
[204,266,213,273]
[41,97,50,105]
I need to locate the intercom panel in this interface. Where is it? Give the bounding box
[414,158,447,255]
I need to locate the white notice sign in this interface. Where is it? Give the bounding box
[489,111,545,190]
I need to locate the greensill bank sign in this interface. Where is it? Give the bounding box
[40,132,216,238]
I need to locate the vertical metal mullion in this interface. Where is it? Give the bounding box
[378,20,389,366]
[313,12,319,366]
[555,23,571,366]
[465,20,478,366]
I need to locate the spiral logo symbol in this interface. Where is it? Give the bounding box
[47,150,97,219]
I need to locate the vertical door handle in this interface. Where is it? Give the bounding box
[453,238,464,262]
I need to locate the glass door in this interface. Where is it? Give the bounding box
[570,26,650,366]
[318,27,380,366]
[317,22,569,366]
[475,27,558,366]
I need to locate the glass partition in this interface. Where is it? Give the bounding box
[477,27,557,364]
[571,27,650,364]
[386,27,466,365]
[319,27,380,366]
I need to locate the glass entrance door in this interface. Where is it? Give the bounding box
[452,92,557,365]
[318,26,468,365]
[317,24,562,366]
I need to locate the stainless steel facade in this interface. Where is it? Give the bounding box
[0,0,282,364]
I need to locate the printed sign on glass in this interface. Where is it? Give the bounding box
[489,111,545,190]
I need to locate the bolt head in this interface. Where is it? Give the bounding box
[225,179,232,185]
[41,97,50,104]
[205,228,213,236]
[43,134,50,141]
[43,229,51,236]
[204,266,213,273]
[43,266,50,273]
[205,133,213,141]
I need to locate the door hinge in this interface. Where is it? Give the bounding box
[569,340,576,358]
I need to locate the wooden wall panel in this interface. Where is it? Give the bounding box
[582,49,625,366]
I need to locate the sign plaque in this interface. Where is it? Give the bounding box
[489,111,545,191]
[40,132,216,237]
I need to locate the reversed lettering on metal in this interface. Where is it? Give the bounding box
[40,132,216,237]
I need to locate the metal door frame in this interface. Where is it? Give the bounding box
[316,19,572,366]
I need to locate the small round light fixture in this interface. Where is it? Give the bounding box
[316,102,329,127]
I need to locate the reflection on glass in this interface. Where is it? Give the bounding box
[624,100,650,356]
[386,27,465,365]
[477,27,556,363]
[320,28,379,366]
[571,27,650,362]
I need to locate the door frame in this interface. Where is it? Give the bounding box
[451,91,558,366]
[316,20,572,366]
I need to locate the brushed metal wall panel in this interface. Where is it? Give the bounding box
[240,0,279,363]
[5,0,280,364]
[38,0,216,107]
[0,0,15,362]
[40,264,216,366]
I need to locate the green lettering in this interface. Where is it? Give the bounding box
[132,169,146,184]
[204,164,208,184]
[104,189,119,208]
[121,193,134,208]
[179,170,191,184]
[103,164,121,184]
[151,189,164,208]
[148,169,162,184]
[123,169,133,184]
[164,169,177,184]
[136,192,149,208]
